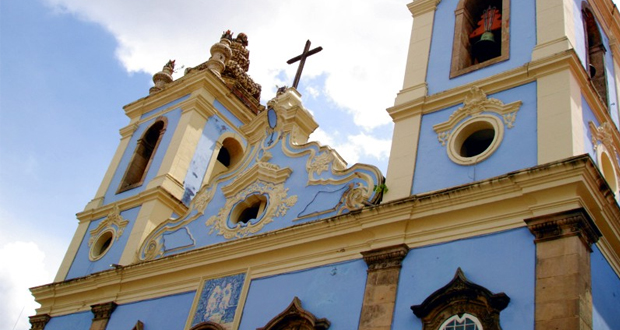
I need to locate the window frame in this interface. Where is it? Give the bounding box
[117,117,167,193]
[450,0,511,78]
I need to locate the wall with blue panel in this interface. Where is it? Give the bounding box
[592,245,620,330]
[426,0,536,95]
[44,311,92,330]
[106,291,196,330]
[571,0,620,127]
[65,206,141,279]
[103,107,182,205]
[412,82,537,194]
[239,260,368,329]
[582,96,599,161]
[392,228,536,330]
[181,114,246,205]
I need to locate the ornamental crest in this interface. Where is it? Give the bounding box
[206,180,297,239]
[433,86,522,145]
[88,204,129,247]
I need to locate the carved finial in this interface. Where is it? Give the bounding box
[149,60,175,94]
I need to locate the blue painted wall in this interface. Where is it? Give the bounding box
[239,260,367,329]
[572,0,620,127]
[140,94,190,120]
[103,107,182,205]
[181,114,246,205]
[392,228,535,330]
[44,311,92,330]
[426,0,536,95]
[412,83,537,194]
[106,291,196,330]
[582,95,599,161]
[139,124,383,259]
[65,206,140,279]
[592,245,620,330]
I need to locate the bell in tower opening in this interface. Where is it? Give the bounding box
[470,6,502,63]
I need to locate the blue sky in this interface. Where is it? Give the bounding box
[0,0,409,328]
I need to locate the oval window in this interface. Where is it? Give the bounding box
[447,115,503,165]
[230,194,268,226]
[90,230,115,261]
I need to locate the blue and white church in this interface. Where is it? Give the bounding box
[30,0,620,329]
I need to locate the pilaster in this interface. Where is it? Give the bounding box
[358,244,409,330]
[54,220,90,282]
[532,0,576,61]
[90,302,117,330]
[537,69,585,164]
[29,314,51,330]
[525,208,602,330]
[395,0,441,105]
[119,199,175,265]
[153,108,209,195]
[384,112,421,201]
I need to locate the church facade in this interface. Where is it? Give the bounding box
[30,0,620,329]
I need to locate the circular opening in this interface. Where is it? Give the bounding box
[91,231,114,260]
[460,128,495,157]
[230,194,267,225]
[600,151,618,192]
[448,116,502,165]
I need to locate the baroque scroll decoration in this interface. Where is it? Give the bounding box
[88,205,129,247]
[433,86,522,146]
[205,180,297,239]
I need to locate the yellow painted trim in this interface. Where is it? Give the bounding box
[33,156,620,318]
[395,0,440,105]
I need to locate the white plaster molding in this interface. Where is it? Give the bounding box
[433,86,522,136]
[206,180,298,239]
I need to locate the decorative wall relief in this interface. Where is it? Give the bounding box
[88,205,129,261]
[206,162,297,239]
[190,273,246,329]
[433,86,522,165]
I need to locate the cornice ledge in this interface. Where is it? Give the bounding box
[220,162,292,197]
[525,208,602,251]
[408,0,441,16]
[76,186,186,223]
[361,244,409,271]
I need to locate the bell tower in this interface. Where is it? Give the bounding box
[384,0,620,201]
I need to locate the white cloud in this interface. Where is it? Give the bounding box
[0,241,50,330]
[42,0,410,131]
[310,128,391,166]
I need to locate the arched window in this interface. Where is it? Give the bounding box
[206,136,244,183]
[582,3,608,106]
[411,268,509,330]
[118,118,167,193]
[440,314,483,330]
[257,297,330,330]
[450,0,510,78]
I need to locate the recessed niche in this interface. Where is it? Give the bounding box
[90,230,115,261]
[448,115,503,165]
[230,194,267,225]
[599,150,618,193]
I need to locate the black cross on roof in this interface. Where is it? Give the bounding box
[287,40,323,89]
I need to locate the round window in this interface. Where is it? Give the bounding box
[230,194,267,226]
[447,115,503,165]
[90,230,115,261]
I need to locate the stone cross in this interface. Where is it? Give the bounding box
[287,40,323,89]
